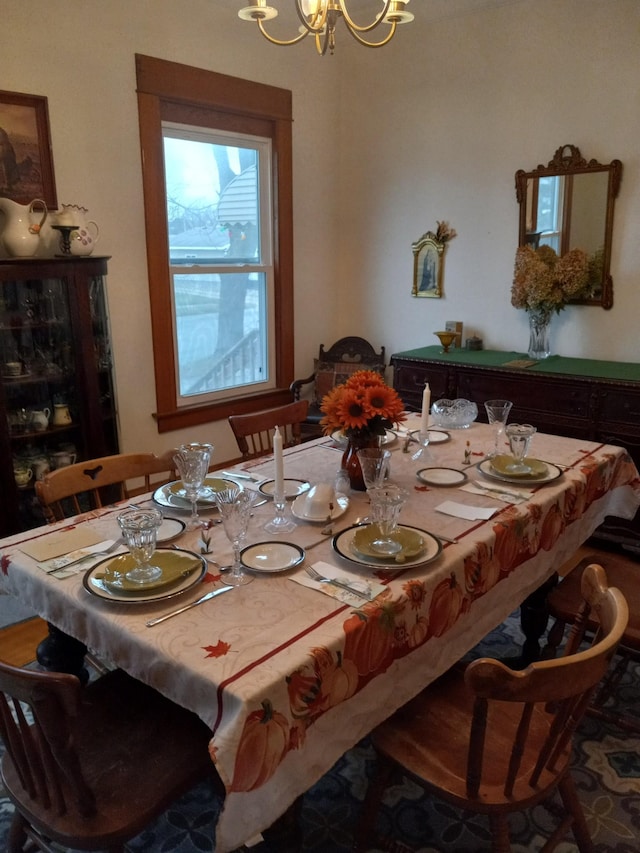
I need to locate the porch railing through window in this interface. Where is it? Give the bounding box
[184,329,262,396]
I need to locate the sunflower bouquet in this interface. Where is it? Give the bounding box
[320,370,407,440]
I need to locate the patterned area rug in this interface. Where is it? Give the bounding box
[1,612,638,852]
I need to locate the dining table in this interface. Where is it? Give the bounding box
[1,417,639,852]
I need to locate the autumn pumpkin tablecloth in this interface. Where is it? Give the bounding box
[1,425,639,852]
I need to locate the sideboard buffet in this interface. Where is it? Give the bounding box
[391,345,640,551]
[0,257,119,536]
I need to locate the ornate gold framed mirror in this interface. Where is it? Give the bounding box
[515,145,622,309]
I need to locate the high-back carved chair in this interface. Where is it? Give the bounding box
[545,551,640,734]
[290,336,386,438]
[35,451,177,524]
[0,663,220,853]
[229,400,309,460]
[356,564,628,853]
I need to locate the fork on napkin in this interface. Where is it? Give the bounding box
[291,561,386,604]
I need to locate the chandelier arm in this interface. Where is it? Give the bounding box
[345,19,398,48]
[257,16,310,46]
[341,0,393,33]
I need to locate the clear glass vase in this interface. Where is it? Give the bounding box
[527,310,551,360]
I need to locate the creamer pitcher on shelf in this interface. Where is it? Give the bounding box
[0,198,48,257]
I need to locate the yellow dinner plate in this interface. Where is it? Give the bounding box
[490,455,548,479]
[92,549,203,592]
[353,524,425,562]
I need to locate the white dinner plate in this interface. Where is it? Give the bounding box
[331,429,397,448]
[407,428,450,445]
[417,467,467,487]
[291,493,349,522]
[153,477,238,511]
[258,479,311,500]
[83,548,206,603]
[476,458,563,486]
[157,517,186,544]
[332,524,442,570]
[240,541,305,573]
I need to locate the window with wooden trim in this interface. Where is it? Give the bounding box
[136,55,294,433]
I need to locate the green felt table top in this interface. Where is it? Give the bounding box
[390,346,640,382]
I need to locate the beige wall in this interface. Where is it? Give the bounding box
[1,0,638,462]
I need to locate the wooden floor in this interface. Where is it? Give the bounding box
[0,617,49,667]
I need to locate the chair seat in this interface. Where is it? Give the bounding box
[371,665,568,812]
[2,669,218,849]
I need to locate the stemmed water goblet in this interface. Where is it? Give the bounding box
[367,484,408,556]
[215,488,255,587]
[484,399,513,458]
[505,423,536,474]
[117,508,163,584]
[173,443,213,530]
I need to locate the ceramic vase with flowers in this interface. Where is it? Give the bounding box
[511,244,592,359]
[320,370,406,491]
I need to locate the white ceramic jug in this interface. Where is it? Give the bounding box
[30,408,51,432]
[0,198,48,257]
[57,203,100,256]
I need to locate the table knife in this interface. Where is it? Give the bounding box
[146,585,233,627]
[221,470,260,481]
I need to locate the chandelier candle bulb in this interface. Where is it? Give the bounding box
[274,425,284,496]
[420,384,431,434]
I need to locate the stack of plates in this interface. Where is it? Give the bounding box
[83,548,206,603]
[153,477,238,511]
[332,524,442,570]
[476,455,562,486]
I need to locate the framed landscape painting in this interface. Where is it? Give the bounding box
[0,90,57,208]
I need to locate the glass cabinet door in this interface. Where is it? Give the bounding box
[0,257,118,534]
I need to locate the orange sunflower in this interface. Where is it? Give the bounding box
[320,370,406,438]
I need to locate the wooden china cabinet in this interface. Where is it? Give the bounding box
[0,256,119,536]
[391,345,640,553]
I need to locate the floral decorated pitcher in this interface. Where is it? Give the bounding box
[57,203,100,256]
[0,198,48,257]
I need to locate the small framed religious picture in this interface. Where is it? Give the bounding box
[411,221,457,298]
[0,90,58,208]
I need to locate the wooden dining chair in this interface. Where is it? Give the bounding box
[355,563,628,853]
[545,550,640,734]
[0,662,222,853]
[228,400,309,460]
[35,450,177,524]
[290,336,386,439]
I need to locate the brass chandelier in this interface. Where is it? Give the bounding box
[238,1,414,56]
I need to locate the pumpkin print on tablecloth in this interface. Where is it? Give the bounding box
[343,600,403,678]
[427,572,468,639]
[230,699,290,792]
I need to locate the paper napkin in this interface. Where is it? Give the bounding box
[20,527,106,562]
[435,500,498,521]
[37,540,120,578]
[291,560,386,605]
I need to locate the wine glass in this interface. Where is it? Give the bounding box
[366,484,407,556]
[505,423,536,474]
[173,443,213,529]
[215,488,254,587]
[117,508,163,584]
[356,448,391,490]
[411,430,431,461]
[484,399,513,458]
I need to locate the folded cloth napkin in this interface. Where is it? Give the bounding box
[435,500,498,521]
[290,560,386,605]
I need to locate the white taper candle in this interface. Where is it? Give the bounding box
[274,425,284,496]
[420,384,431,434]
